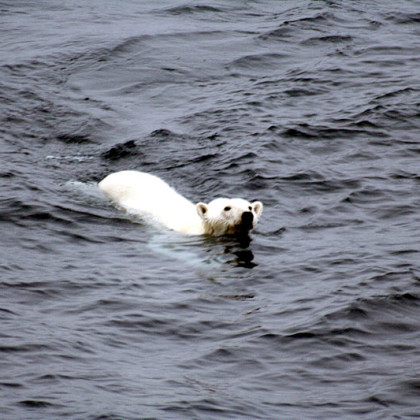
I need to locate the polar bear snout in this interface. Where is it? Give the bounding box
[241,211,254,229]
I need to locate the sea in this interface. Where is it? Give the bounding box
[1,0,420,418]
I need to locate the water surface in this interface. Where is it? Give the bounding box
[1,0,420,418]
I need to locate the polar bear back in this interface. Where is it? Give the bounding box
[98,171,205,234]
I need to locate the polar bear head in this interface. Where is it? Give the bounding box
[196,198,263,236]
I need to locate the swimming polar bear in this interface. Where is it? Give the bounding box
[98,170,263,236]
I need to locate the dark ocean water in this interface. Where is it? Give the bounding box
[1,0,420,418]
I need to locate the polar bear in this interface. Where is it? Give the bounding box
[98,170,263,236]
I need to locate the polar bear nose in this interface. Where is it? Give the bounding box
[241,211,254,226]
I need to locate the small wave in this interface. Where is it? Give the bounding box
[390,170,420,181]
[283,87,327,97]
[301,35,353,46]
[382,11,420,24]
[229,53,288,71]
[1,198,74,227]
[101,139,140,161]
[342,186,387,202]
[0,381,23,388]
[19,400,55,408]
[160,4,226,16]
[0,342,53,354]
[281,123,387,139]
[399,378,420,396]
[259,326,369,348]
[259,26,293,41]
[374,87,416,100]
[56,133,92,144]
[371,203,418,220]
[278,172,362,193]
[325,291,420,324]
[283,11,337,26]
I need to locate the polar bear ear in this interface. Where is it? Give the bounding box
[252,201,263,217]
[196,203,208,219]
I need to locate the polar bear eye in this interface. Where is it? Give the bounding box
[248,206,252,211]
[224,206,231,211]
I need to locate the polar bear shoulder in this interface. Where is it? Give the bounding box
[98,170,263,236]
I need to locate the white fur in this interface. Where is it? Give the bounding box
[98,170,263,236]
